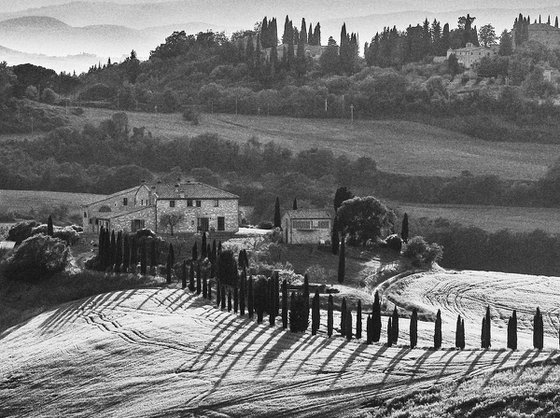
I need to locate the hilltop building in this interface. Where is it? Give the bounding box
[447,43,498,69]
[262,43,333,61]
[83,181,239,234]
[282,209,332,245]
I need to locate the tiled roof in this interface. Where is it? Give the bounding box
[149,181,239,199]
[283,209,332,219]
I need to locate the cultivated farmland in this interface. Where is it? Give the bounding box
[73,108,560,181]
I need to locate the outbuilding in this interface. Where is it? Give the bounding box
[281,209,332,245]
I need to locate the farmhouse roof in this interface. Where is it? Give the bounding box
[152,181,239,199]
[283,209,332,219]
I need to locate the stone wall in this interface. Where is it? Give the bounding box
[83,185,154,232]
[156,198,238,234]
[110,207,157,232]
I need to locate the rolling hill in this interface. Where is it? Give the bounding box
[1,272,559,416]
[73,107,560,181]
[0,44,99,73]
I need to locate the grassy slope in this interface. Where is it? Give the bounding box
[1,283,558,417]
[388,200,560,234]
[74,108,560,181]
[0,189,106,219]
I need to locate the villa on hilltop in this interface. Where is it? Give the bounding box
[82,181,239,234]
[447,42,498,69]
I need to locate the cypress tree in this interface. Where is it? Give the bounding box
[227,290,232,312]
[110,230,116,269]
[460,319,465,349]
[130,235,138,269]
[256,282,264,323]
[201,232,207,259]
[207,244,212,262]
[372,291,382,342]
[207,277,212,300]
[281,279,288,328]
[218,241,222,254]
[481,317,487,348]
[104,229,111,269]
[331,217,339,255]
[239,269,246,315]
[234,285,239,314]
[410,308,418,348]
[98,227,105,266]
[196,261,201,294]
[221,286,227,310]
[274,196,281,228]
[401,213,409,243]
[293,197,298,210]
[140,241,147,274]
[203,267,208,298]
[312,290,320,335]
[189,262,195,291]
[510,310,517,350]
[338,233,345,283]
[216,279,221,307]
[556,16,559,28]
[274,272,280,317]
[455,315,462,349]
[327,294,334,337]
[122,234,130,272]
[366,314,373,344]
[483,306,492,348]
[387,317,393,347]
[303,274,310,311]
[114,231,123,273]
[47,215,54,236]
[340,297,347,335]
[248,276,254,319]
[391,306,399,344]
[356,300,362,339]
[534,307,544,349]
[346,309,353,340]
[269,303,275,326]
[192,242,198,261]
[181,260,187,289]
[434,309,442,349]
[151,240,157,268]
[166,243,174,284]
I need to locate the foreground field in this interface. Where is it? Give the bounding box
[1,281,559,417]
[388,201,560,234]
[74,108,560,181]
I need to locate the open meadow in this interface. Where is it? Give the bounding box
[388,201,560,234]
[70,107,560,181]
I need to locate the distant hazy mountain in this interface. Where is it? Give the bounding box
[0,44,99,73]
[2,0,560,30]
[0,16,222,60]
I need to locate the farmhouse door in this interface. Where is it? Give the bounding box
[131,219,145,232]
[198,217,209,232]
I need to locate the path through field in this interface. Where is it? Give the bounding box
[1,284,558,417]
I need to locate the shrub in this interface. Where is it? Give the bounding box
[403,236,443,266]
[25,85,38,100]
[1,234,70,281]
[31,224,80,245]
[258,221,274,229]
[289,291,309,332]
[7,220,40,245]
[42,88,57,104]
[182,106,200,125]
[382,234,403,252]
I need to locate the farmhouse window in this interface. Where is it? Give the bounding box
[169,200,176,208]
[123,198,128,206]
[140,199,144,206]
[83,211,87,218]
[214,199,219,207]
[196,200,201,207]
[218,217,225,231]
[187,199,193,207]
[317,220,330,229]
[293,220,312,230]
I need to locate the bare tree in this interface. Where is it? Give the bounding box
[159,212,184,235]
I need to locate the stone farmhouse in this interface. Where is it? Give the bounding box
[447,42,498,69]
[282,209,332,245]
[82,181,239,235]
[262,43,333,61]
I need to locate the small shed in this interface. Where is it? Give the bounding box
[281,209,332,245]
